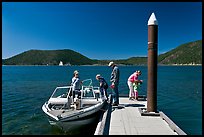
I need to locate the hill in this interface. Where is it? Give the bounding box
[2,49,96,65]
[107,40,202,65]
[158,40,202,65]
[2,40,202,65]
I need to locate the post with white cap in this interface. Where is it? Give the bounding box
[147,12,158,112]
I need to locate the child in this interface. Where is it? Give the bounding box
[133,80,142,100]
[96,74,109,100]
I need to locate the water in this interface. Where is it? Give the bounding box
[2,65,202,135]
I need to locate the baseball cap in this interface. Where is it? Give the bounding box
[108,61,114,67]
[74,70,79,74]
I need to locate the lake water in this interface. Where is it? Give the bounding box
[2,65,202,135]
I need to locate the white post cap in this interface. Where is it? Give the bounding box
[148,12,158,25]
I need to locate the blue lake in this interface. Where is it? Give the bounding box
[2,65,202,135]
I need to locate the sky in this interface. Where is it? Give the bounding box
[2,2,202,60]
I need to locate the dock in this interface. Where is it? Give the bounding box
[94,95,186,135]
[94,12,188,135]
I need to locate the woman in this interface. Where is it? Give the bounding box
[71,70,82,102]
[127,70,143,100]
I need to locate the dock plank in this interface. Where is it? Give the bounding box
[109,97,178,135]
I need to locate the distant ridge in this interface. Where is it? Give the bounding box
[2,40,202,65]
[2,49,95,65]
[158,40,202,65]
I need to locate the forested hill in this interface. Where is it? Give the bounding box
[2,49,96,65]
[2,40,202,65]
[158,40,202,65]
[95,40,202,65]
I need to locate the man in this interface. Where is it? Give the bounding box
[108,61,120,106]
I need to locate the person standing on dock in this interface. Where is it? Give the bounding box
[108,61,120,106]
[127,70,143,100]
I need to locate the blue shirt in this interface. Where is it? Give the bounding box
[98,77,108,89]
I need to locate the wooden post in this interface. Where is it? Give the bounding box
[147,12,158,112]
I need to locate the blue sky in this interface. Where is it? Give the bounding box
[2,2,202,60]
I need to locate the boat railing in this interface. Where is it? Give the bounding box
[49,78,93,99]
[82,79,92,87]
[47,79,101,110]
[81,85,100,99]
[67,86,73,98]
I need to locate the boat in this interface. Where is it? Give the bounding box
[42,79,107,131]
[59,61,63,66]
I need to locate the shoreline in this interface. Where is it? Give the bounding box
[2,64,202,67]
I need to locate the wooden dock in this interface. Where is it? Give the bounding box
[94,95,186,135]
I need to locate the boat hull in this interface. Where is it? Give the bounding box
[42,100,107,132]
[47,110,100,131]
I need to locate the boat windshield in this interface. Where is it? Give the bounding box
[82,79,92,87]
[49,79,100,99]
[50,86,71,98]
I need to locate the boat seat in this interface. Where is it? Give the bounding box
[48,98,68,104]
[48,97,72,109]
[81,99,100,107]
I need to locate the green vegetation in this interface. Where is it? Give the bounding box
[158,40,202,64]
[2,40,202,65]
[3,49,96,65]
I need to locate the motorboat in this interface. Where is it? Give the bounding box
[42,79,107,131]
